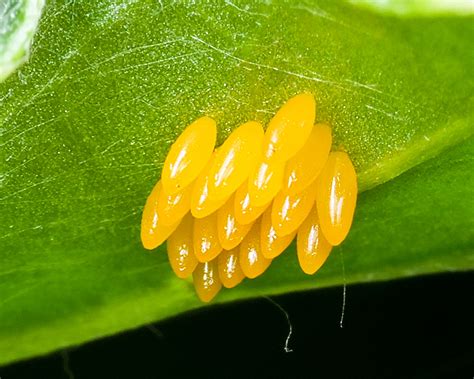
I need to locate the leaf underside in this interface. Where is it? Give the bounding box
[0,0,473,365]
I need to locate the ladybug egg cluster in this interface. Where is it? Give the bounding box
[141,93,357,302]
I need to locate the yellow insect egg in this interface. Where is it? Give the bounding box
[271,181,317,237]
[262,93,316,163]
[297,204,332,275]
[193,260,222,303]
[193,211,223,263]
[190,151,229,218]
[161,116,216,196]
[240,220,272,279]
[217,247,245,288]
[217,195,254,250]
[139,92,358,303]
[166,213,198,278]
[156,181,193,226]
[260,205,296,259]
[247,159,285,207]
[234,181,271,225]
[283,123,332,195]
[208,121,264,201]
[316,151,358,246]
[141,181,180,250]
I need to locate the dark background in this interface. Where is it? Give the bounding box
[1,272,473,379]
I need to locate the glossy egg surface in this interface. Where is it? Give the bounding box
[162,116,216,195]
[140,94,357,302]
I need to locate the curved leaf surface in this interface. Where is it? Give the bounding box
[0,0,473,365]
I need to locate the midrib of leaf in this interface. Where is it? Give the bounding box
[357,112,474,191]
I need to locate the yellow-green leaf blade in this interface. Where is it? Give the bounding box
[0,0,473,366]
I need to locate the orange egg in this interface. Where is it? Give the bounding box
[284,123,332,195]
[161,116,216,195]
[218,247,245,288]
[316,152,357,246]
[247,159,285,207]
[141,181,180,250]
[191,151,229,218]
[208,121,264,201]
[234,181,271,225]
[260,205,296,259]
[262,93,316,163]
[271,181,317,237]
[193,260,222,302]
[193,211,223,263]
[217,195,254,250]
[240,220,272,279]
[297,204,332,275]
[157,181,193,226]
[166,213,198,278]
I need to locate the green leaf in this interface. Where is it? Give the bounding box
[350,0,474,16]
[0,0,473,365]
[0,0,45,82]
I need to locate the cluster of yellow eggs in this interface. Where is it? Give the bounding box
[141,93,357,302]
